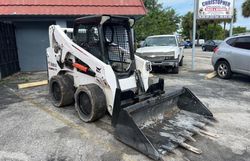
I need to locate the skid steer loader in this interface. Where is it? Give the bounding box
[47,15,215,160]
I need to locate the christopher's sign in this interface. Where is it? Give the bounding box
[197,0,234,19]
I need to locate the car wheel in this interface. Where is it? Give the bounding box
[202,46,206,51]
[215,61,232,79]
[179,57,183,66]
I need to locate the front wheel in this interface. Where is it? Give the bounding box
[215,61,232,79]
[202,46,206,51]
[179,57,183,66]
[75,84,106,122]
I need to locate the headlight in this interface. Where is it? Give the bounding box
[165,51,175,56]
[146,61,152,72]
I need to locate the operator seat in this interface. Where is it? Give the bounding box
[86,28,102,60]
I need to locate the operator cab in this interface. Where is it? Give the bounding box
[73,15,136,77]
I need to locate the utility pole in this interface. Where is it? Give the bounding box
[192,0,197,70]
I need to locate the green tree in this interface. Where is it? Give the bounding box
[205,24,224,40]
[134,0,180,41]
[233,26,247,34]
[181,12,214,41]
[181,12,193,40]
[143,0,162,10]
[242,0,250,17]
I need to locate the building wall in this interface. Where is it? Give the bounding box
[15,21,53,71]
[14,21,55,71]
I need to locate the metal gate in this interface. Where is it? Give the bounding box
[0,22,20,79]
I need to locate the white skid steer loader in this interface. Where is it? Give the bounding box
[47,15,215,160]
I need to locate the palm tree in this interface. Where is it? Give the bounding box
[242,0,250,17]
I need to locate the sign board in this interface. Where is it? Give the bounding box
[197,0,234,19]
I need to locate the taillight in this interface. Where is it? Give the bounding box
[213,47,219,53]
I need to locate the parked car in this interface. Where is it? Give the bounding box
[202,40,223,51]
[183,40,193,48]
[212,34,250,79]
[136,35,184,73]
[196,39,205,46]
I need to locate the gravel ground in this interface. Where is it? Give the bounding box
[0,48,249,161]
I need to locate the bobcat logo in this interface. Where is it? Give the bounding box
[96,67,101,73]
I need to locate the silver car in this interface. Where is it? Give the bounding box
[212,34,250,79]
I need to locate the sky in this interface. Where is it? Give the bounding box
[158,0,250,30]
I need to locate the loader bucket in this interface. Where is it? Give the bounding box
[113,87,214,161]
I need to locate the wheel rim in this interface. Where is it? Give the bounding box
[79,92,92,116]
[52,82,61,101]
[218,63,228,77]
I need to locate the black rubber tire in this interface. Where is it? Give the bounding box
[202,46,206,51]
[215,61,232,79]
[172,66,179,74]
[179,57,183,66]
[75,84,106,122]
[49,75,75,107]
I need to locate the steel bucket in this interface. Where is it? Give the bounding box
[112,87,214,160]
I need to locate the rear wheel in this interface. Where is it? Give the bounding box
[75,84,106,122]
[215,61,232,79]
[49,75,75,107]
[202,46,206,51]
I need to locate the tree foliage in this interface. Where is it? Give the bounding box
[181,12,193,40]
[181,12,213,40]
[233,26,247,34]
[143,0,162,11]
[134,0,180,41]
[205,24,225,40]
[242,0,250,17]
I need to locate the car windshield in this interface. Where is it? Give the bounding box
[144,36,177,47]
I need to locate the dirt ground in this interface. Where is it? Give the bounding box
[0,48,250,161]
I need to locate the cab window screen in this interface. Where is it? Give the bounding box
[104,25,132,73]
